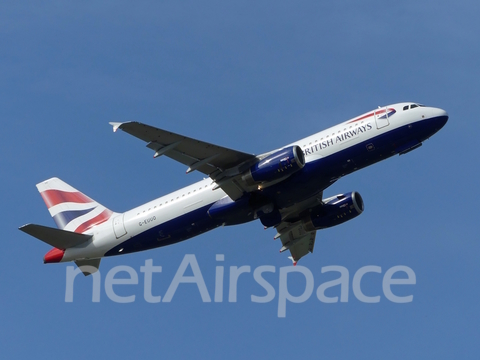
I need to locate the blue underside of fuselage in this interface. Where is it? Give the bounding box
[105,204,222,256]
[104,115,447,257]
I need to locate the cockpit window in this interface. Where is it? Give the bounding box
[403,103,426,111]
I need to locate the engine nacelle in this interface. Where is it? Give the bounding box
[242,145,305,186]
[303,192,364,231]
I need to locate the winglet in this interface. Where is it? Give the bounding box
[109,122,123,133]
[288,256,297,266]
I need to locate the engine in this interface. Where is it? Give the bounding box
[303,192,364,231]
[242,145,305,186]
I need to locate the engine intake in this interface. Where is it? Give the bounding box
[303,192,364,231]
[243,145,305,186]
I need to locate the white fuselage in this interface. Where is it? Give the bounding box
[61,103,448,262]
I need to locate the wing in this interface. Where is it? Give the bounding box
[273,191,324,264]
[275,221,316,265]
[110,121,258,199]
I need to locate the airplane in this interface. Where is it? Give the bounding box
[19,102,448,275]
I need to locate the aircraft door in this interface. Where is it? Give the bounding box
[113,214,127,238]
[374,107,390,129]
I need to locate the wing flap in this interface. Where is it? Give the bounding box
[276,221,316,265]
[19,224,92,249]
[287,232,316,264]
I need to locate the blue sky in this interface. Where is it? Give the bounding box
[1,1,479,358]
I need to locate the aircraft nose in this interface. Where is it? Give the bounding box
[434,108,449,130]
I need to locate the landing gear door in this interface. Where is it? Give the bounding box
[374,107,390,129]
[113,214,127,239]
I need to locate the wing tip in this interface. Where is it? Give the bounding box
[287,256,297,266]
[109,122,123,133]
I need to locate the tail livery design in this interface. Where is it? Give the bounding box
[20,178,114,273]
[37,177,113,233]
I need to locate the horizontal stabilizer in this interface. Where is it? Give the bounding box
[19,224,92,249]
[75,258,101,276]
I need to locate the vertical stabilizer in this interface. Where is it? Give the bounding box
[36,177,114,233]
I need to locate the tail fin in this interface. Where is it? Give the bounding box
[36,177,113,233]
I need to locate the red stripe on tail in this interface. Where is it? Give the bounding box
[40,190,94,209]
[74,209,113,233]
